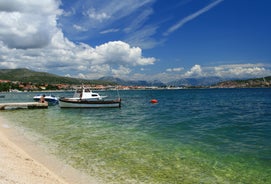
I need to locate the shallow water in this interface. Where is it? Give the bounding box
[1,89,271,183]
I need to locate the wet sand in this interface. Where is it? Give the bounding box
[0,116,100,184]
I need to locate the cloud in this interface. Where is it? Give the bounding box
[164,0,224,36]
[86,8,110,22]
[0,33,156,78]
[124,25,160,49]
[124,8,154,34]
[100,28,119,34]
[73,24,88,32]
[112,65,131,77]
[1,1,270,83]
[184,64,204,77]
[59,0,159,48]
[0,0,61,14]
[155,64,271,82]
[182,64,270,79]
[75,63,271,83]
[0,0,61,49]
[166,67,184,72]
[91,41,156,66]
[70,0,155,30]
[212,64,269,78]
[0,0,156,79]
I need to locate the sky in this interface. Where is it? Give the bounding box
[0,0,270,82]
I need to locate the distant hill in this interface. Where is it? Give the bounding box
[213,76,271,88]
[99,76,271,87]
[0,68,116,85]
[1,68,270,88]
[100,76,224,87]
[167,77,224,87]
[99,76,165,86]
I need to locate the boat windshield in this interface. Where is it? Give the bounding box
[76,89,82,93]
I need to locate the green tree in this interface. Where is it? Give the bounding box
[0,82,11,92]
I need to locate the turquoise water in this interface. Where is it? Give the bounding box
[1,89,271,183]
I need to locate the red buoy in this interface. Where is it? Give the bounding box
[150,99,158,104]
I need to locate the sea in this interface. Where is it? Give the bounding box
[1,88,270,184]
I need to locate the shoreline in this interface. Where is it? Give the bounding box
[0,116,100,184]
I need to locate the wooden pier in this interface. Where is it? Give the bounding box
[0,102,48,110]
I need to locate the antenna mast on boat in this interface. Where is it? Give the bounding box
[116,85,121,100]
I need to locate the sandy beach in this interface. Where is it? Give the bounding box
[0,116,99,184]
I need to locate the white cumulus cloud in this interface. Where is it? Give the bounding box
[213,64,269,78]
[0,0,61,49]
[184,64,204,77]
[0,0,156,79]
[159,64,271,82]
[93,41,155,66]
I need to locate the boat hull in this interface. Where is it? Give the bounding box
[33,95,58,105]
[59,98,121,108]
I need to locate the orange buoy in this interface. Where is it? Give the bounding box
[150,99,158,104]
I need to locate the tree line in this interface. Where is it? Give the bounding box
[0,82,58,92]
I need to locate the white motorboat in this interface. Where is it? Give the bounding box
[59,86,121,108]
[33,94,59,105]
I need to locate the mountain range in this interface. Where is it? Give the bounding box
[0,68,270,87]
[0,68,115,85]
[99,76,227,87]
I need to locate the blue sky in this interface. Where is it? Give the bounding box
[0,0,270,82]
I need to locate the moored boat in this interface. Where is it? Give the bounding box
[33,94,59,105]
[59,98,121,108]
[58,86,121,108]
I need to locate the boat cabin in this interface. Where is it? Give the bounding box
[73,87,106,100]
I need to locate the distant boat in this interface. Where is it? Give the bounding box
[9,89,22,92]
[33,94,59,105]
[59,86,121,108]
